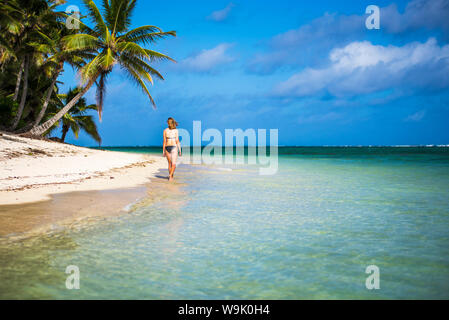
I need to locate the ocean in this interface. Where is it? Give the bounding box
[0,147,448,299]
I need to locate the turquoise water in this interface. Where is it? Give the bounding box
[1,147,448,299]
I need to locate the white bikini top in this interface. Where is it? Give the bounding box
[166,129,177,140]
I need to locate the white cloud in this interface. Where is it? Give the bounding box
[207,3,235,22]
[246,12,364,74]
[274,38,449,97]
[177,43,235,73]
[246,0,449,74]
[382,0,449,34]
[404,110,426,122]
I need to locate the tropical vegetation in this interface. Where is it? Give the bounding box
[0,0,176,143]
[46,86,101,144]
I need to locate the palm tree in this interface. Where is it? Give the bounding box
[29,0,176,136]
[0,0,22,71]
[46,87,101,144]
[7,0,62,130]
[31,24,96,129]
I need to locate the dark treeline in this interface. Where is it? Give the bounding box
[0,0,175,144]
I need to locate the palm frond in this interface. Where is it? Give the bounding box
[144,49,176,63]
[120,26,176,46]
[76,115,101,144]
[100,47,115,68]
[116,41,149,59]
[79,52,103,83]
[121,54,153,83]
[62,33,100,52]
[120,62,155,108]
[105,0,137,34]
[95,72,107,120]
[69,117,80,138]
[82,0,108,39]
[54,11,98,36]
[125,54,164,80]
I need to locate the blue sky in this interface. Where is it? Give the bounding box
[59,0,449,146]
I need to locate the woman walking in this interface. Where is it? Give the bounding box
[163,117,181,181]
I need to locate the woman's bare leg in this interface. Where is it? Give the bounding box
[165,150,173,180]
[165,150,171,168]
[169,149,178,179]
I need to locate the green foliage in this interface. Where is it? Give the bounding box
[46,87,102,145]
[0,0,175,140]
[63,0,176,119]
[0,96,18,128]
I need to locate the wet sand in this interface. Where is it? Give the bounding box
[0,132,175,240]
[0,170,186,240]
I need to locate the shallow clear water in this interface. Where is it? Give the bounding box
[1,147,448,299]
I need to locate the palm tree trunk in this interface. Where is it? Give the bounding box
[32,63,63,128]
[28,78,95,136]
[10,55,29,130]
[13,59,24,102]
[61,125,69,142]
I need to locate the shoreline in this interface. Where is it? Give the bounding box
[0,132,166,205]
[0,132,167,238]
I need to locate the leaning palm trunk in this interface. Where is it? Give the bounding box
[10,55,29,130]
[32,64,63,128]
[13,59,24,101]
[29,79,95,136]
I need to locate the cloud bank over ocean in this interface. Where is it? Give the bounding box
[274,38,449,98]
[62,0,449,146]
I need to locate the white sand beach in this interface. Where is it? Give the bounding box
[0,132,166,205]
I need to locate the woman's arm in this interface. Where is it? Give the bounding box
[162,129,166,157]
[177,130,181,156]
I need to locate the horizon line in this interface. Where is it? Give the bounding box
[88,144,449,148]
